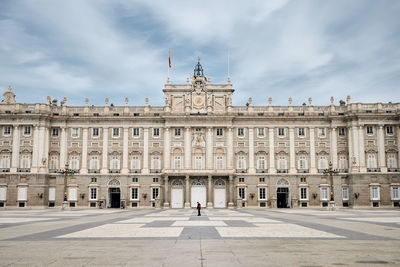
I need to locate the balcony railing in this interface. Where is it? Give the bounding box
[49,169,57,173]
[129,169,141,173]
[277,169,288,173]
[236,169,248,173]
[0,168,10,173]
[317,169,325,173]
[338,169,349,173]
[150,169,161,173]
[388,168,399,172]
[88,169,100,173]
[109,169,120,174]
[297,169,309,173]
[367,168,381,172]
[17,168,30,172]
[256,169,268,173]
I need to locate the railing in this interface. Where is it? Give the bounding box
[338,169,349,173]
[49,169,57,173]
[367,168,381,172]
[150,169,161,173]
[388,168,399,172]
[129,169,141,173]
[17,168,30,172]
[109,169,120,174]
[88,169,100,173]
[0,168,10,173]
[297,169,309,173]
[72,169,80,174]
[236,169,248,173]
[277,169,288,173]
[317,169,325,173]
[256,169,268,173]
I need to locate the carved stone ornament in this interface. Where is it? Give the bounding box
[192,132,205,147]
[2,85,16,104]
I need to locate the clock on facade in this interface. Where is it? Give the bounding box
[193,95,204,106]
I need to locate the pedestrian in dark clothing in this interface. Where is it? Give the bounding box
[197,202,201,216]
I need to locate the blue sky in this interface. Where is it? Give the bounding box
[0,0,399,106]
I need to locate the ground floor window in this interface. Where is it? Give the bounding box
[90,188,97,200]
[342,187,349,201]
[300,188,307,200]
[392,187,399,200]
[259,188,266,200]
[238,187,246,200]
[371,187,380,200]
[131,188,138,200]
[152,188,159,200]
[321,188,328,201]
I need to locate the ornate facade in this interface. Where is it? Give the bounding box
[0,61,399,209]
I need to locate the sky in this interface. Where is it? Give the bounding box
[0,0,399,107]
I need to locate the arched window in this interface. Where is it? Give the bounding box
[174,156,182,169]
[216,156,224,170]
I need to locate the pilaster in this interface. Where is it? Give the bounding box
[227,127,233,169]
[206,127,213,170]
[248,127,255,174]
[289,127,296,174]
[11,125,20,172]
[358,125,366,172]
[309,127,317,173]
[330,127,338,169]
[163,176,169,207]
[60,127,67,169]
[121,127,129,174]
[268,128,276,174]
[228,175,234,208]
[81,127,88,174]
[184,127,191,169]
[31,126,39,173]
[163,127,171,170]
[207,175,213,207]
[184,175,190,208]
[101,127,109,174]
[377,125,387,172]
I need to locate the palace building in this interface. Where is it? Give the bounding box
[0,60,399,209]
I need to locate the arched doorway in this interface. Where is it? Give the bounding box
[214,179,226,208]
[171,179,183,208]
[108,178,121,208]
[191,179,206,208]
[277,178,290,208]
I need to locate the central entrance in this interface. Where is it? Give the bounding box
[277,187,289,208]
[109,188,121,208]
[191,179,206,208]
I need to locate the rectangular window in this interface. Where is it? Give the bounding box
[113,128,119,137]
[392,187,399,200]
[386,126,393,135]
[237,128,244,137]
[257,156,266,170]
[131,188,138,200]
[3,126,11,136]
[300,188,307,200]
[258,128,264,137]
[371,187,380,200]
[91,178,97,183]
[133,128,140,137]
[174,156,182,169]
[52,128,59,137]
[298,128,305,137]
[18,187,27,201]
[259,188,266,200]
[174,128,181,136]
[321,188,328,200]
[194,156,203,170]
[238,177,244,183]
[300,177,306,183]
[153,128,160,137]
[259,177,265,183]
[48,188,55,201]
[216,128,223,136]
[132,178,138,183]
[238,188,245,199]
[338,128,345,136]
[23,126,31,135]
[278,128,285,136]
[318,128,326,137]
[92,128,99,137]
[342,187,349,200]
[90,188,97,200]
[152,188,159,200]
[216,156,224,170]
[366,126,373,135]
[153,178,159,183]
[71,128,79,138]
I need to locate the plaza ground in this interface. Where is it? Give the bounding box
[0,208,399,266]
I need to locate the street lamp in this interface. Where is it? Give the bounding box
[57,163,76,208]
[323,162,339,209]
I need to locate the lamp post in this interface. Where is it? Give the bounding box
[57,163,76,209]
[323,162,339,210]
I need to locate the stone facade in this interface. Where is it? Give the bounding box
[0,62,399,209]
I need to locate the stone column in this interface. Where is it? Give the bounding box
[377,125,387,172]
[163,127,171,170]
[184,127,191,169]
[228,175,234,208]
[358,126,366,172]
[207,175,213,207]
[81,127,88,174]
[185,175,190,208]
[11,125,20,172]
[269,128,276,174]
[330,127,338,169]
[60,127,67,168]
[37,126,45,171]
[206,127,213,170]
[309,127,317,173]
[227,127,233,169]
[348,126,354,172]
[248,127,255,173]
[101,127,109,174]
[121,127,129,174]
[31,126,39,173]
[43,127,49,171]
[352,126,360,172]
[142,127,149,174]
[289,127,296,174]
[163,176,169,207]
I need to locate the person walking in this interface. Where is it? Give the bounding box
[197,201,201,216]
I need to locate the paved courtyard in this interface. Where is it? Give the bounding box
[0,208,399,266]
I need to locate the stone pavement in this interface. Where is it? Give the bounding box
[0,208,399,266]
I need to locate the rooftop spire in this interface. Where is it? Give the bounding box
[194,57,204,77]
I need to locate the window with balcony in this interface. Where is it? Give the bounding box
[277,156,287,172]
[237,156,246,171]
[338,156,348,172]
[216,156,224,170]
[392,187,399,200]
[49,156,58,172]
[318,156,328,172]
[89,156,100,173]
[70,156,79,171]
[257,156,266,171]
[130,156,140,172]
[151,156,161,171]
[298,156,308,172]
[194,156,203,170]
[387,154,398,171]
[0,155,10,171]
[174,156,183,169]
[367,154,378,171]
[110,156,120,173]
